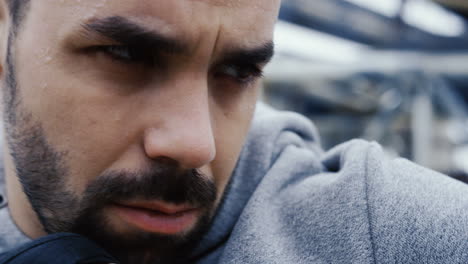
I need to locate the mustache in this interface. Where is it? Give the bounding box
[81,160,217,207]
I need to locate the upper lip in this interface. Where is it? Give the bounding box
[115,200,197,215]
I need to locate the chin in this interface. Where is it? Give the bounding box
[68,205,214,263]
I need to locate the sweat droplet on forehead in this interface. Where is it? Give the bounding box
[191,0,277,11]
[52,0,110,20]
[191,0,243,8]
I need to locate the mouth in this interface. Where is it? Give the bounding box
[110,200,200,235]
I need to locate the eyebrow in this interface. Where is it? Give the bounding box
[82,16,187,54]
[82,16,274,65]
[219,42,275,66]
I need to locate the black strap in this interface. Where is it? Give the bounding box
[0,233,119,264]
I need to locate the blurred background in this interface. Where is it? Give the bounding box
[263,0,468,182]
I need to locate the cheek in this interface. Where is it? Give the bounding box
[210,85,258,192]
[15,59,143,191]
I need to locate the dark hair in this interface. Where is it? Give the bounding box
[7,0,30,33]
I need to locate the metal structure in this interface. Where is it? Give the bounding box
[264,1,468,180]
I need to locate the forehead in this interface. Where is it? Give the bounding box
[24,0,279,51]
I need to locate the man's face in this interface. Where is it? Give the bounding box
[1,0,279,263]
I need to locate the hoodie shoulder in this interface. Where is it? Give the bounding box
[326,140,468,263]
[211,106,468,264]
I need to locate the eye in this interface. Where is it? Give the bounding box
[216,64,264,84]
[95,45,154,66]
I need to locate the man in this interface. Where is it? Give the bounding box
[0,0,468,263]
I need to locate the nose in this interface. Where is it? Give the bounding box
[142,85,216,169]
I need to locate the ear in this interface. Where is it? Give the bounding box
[0,0,10,107]
[0,0,9,73]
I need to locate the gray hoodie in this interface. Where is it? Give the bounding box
[2,103,468,263]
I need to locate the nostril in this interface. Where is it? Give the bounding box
[152,156,179,167]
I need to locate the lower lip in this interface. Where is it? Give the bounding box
[111,204,199,235]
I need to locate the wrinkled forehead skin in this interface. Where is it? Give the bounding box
[18,0,280,60]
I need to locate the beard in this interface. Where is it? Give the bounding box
[3,44,217,264]
[70,165,216,264]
